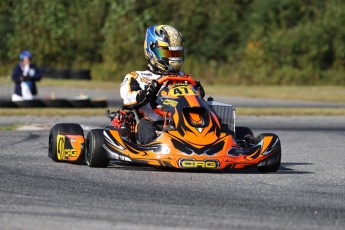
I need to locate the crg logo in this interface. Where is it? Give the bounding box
[57,135,78,160]
[179,159,220,169]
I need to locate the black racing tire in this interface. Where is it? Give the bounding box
[15,99,46,108]
[85,129,109,168]
[235,126,254,140]
[0,99,17,108]
[68,98,93,108]
[44,99,73,108]
[40,67,55,78]
[48,123,84,163]
[256,133,281,173]
[91,98,108,108]
[68,69,91,80]
[53,68,70,79]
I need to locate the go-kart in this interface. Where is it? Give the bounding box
[48,75,281,172]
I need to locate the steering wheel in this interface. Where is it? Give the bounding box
[153,75,197,117]
[156,74,196,86]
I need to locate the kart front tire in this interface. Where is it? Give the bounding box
[48,123,84,163]
[256,133,281,173]
[85,129,109,168]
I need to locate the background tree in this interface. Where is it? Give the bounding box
[0,0,344,85]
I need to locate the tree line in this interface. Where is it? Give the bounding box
[0,0,344,85]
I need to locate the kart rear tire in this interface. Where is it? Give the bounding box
[85,129,109,168]
[48,123,84,163]
[235,126,254,140]
[256,133,281,173]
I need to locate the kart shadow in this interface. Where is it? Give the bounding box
[276,162,314,174]
[224,162,314,174]
[107,162,314,174]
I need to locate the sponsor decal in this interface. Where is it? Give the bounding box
[140,76,152,84]
[141,72,152,76]
[169,86,196,96]
[163,99,178,107]
[172,83,189,87]
[179,159,220,169]
[57,135,77,160]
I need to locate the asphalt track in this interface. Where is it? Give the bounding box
[0,116,344,230]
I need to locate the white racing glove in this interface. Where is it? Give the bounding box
[23,64,30,76]
[28,69,36,77]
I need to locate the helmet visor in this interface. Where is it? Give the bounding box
[153,46,184,59]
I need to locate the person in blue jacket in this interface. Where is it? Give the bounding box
[11,50,42,101]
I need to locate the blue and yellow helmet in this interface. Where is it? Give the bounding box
[144,25,184,73]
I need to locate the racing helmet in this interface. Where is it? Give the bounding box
[144,25,184,73]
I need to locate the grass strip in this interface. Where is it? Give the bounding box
[0,107,345,116]
[0,124,21,131]
[236,107,345,116]
[1,78,345,102]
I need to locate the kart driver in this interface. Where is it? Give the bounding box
[120,25,205,144]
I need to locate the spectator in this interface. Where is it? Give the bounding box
[11,50,42,101]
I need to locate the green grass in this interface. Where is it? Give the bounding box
[236,107,345,116]
[0,108,108,116]
[1,77,345,102]
[205,85,345,103]
[0,124,21,131]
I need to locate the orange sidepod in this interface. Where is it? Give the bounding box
[56,134,84,161]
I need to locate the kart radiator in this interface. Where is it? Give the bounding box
[206,100,235,132]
